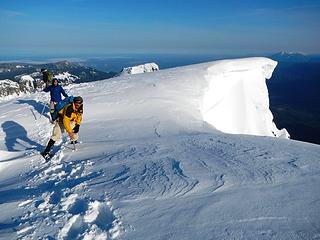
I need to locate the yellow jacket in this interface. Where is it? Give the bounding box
[59,103,83,133]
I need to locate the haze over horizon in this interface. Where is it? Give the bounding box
[1,0,320,57]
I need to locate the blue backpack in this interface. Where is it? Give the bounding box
[51,96,75,121]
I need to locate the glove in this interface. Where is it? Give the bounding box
[73,124,80,133]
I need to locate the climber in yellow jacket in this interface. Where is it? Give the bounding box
[41,96,83,160]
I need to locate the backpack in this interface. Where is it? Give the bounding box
[51,96,75,121]
[43,71,53,83]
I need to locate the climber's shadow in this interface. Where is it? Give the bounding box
[1,121,42,152]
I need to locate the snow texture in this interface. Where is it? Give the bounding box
[0,57,319,240]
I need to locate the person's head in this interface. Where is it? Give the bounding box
[41,68,47,73]
[73,96,83,109]
[52,78,58,86]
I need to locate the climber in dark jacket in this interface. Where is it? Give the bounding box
[43,78,68,119]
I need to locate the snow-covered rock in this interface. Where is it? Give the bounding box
[54,72,79,84]
[0,79,20,98]
[30,71,42,78]
[0,71,78,100]
[19,75,35,92]
[118,62,159,76]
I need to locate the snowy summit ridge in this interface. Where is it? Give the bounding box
[1,57,317,240]
[113,57,287,138]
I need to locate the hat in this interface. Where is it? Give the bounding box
[74,96,83,104]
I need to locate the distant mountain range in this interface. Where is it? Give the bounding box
[270,51,320,63]
[0,61,160,99]
[0,60,117,83]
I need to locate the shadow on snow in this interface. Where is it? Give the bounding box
[1,121,43,152]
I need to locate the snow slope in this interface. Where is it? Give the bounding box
[0,58,319,240]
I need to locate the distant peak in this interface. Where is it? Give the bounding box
[271,51,309,62]
[55,60,72,65]
[276,51,306,56]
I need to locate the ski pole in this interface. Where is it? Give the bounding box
[39,102,47,119]
[40,80,49,119]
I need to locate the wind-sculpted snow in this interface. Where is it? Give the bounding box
[0,58,320,239]
[86,143,201,200]
[202,58,289,137]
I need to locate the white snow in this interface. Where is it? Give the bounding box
[119,62,159,75]
[18,199,33,207]
[201,58,289,137]
[17,226,34,235]
[58,214,84,240]
[0,57,319,240]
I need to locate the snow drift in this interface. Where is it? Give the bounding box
[102,57,288,138]
[201,58,289,137]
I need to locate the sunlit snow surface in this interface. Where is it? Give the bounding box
[0,58,319,240]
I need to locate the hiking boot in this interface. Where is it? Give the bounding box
[42,139,55,157]
[41,151,53,161]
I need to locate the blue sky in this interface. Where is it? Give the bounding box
[1,0,320,57]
